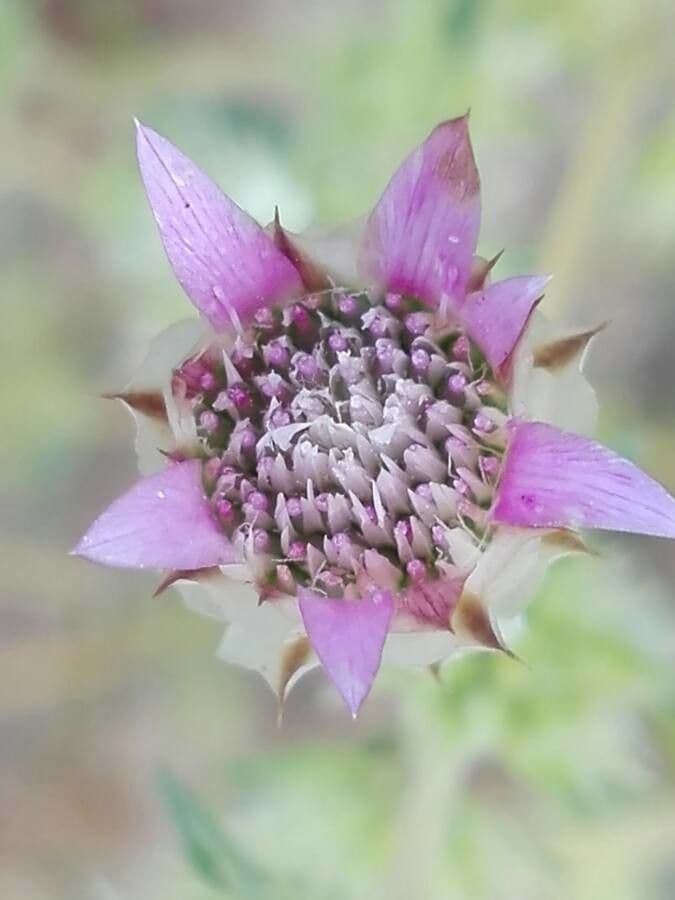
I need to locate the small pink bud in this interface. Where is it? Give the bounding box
[480,455,500,480]
[264,340,290,370]
[394,518,413,544]
[215,497,236,524]
[199,410,220,434]
[240,427,257,453]
[473,413,494,434]
[248,490,270,512]
[328,331,348,353]
[415,483,434,501]
[288,540,306,561]
[338,294,360,319]
[286,497,303,518]
[452,335,470,362]
[411,347,430,375]
[404,312,429,337]
[406,559,427,584]
[384,292,404,313]
[227,384,254,415]
[431,525,448,549]
[270,407,292,428]
[200,371,218,392]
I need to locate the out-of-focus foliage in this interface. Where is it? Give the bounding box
[1,1,674,898]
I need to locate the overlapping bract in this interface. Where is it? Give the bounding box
[74,116,675,715]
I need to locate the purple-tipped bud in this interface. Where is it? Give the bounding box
[328,331,348,353]
[473,413,495,434]
[260,374,292,404]
[384,292,404,313]
[199,410,220,434]
[445,372,467,403]
[200,371,218,392]
[179,359,208,393]
[404,312,430,337]
[293,352,326,388]
[269,407,292,428]
[255,307,275,328]
[415,483,434,501]
[366,313,390,339]
[288,540,307,561]
[452,477,470,497]
[431,525,448,549]
[240,427,257,453]
[338,294,361,320]
[394,518,413,544]
[406,559,427,584]
[248,490,270,513]
[215,496,237,525]
[315,493,329,514]
[452,335,470,362]
[286,497,303,519]
[479,454,500,481]
[263,340,290,371]
[411,347,430,376]
[228,384,255,416]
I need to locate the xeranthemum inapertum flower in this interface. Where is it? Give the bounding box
[74,115,675,716]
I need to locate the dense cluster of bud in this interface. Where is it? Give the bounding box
[173,290,508,609]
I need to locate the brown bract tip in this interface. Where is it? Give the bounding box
[541,529,599,557]
[533,322,608,372]
[153,566,220,597]
[452,591,515,657]
[102,390,167,422]
[277,635,312,724]
[271,208,333,293]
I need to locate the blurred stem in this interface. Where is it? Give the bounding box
[388,684,467,900]
[537,18,657,318]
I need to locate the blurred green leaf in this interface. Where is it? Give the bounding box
[158,769,272,898]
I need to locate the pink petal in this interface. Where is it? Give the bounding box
[298,588,394,716]
[462,275,550,379]
[136,122,302,331]
[359,115,480,309]
[492,420,675,538]
[72,460,241,569]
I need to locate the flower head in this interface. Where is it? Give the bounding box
[74,116,675,716]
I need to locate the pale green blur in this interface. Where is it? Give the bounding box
[1,1,674,898]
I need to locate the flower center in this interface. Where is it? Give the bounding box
[172,290,507,599]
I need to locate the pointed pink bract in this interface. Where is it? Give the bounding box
[359,115,480,309]
[462,275,550,379]
[136,122,302,331]
[492,420,675,538]
[298,588,394,716]
[73,460,241,569]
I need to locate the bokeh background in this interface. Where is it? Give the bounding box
[2,1,675,897]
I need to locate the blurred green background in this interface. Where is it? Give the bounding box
[1,1,675,898]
